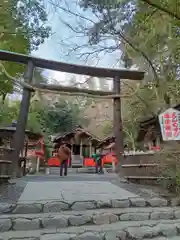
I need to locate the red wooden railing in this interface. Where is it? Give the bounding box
[27,138,45,159]
[47,151,119,167]
[84,152,118,167]
[47,157,71,167]
[84,158,96,167]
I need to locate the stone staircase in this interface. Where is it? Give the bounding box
[49,167,112,175]
[0,197,180,239]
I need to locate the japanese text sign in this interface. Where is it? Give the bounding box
[159,108,180,141]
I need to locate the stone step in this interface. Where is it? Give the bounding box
[144,237,179,240]
[0,219,180,239]
[3,197,179,214]
[0,207,180,232]
[77,167,96,173]
[48,168,79,175]
[49,167,113,175]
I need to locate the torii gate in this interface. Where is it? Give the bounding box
[0,50,144,177]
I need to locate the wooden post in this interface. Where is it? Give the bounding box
[70,144,73,167]
[113,76,124,164]
[36,157,40,173]
[89,139,92,156]
[11,61,34,178]
[112,156,116,172]
[80,140,83,157]
[23,142,28,176]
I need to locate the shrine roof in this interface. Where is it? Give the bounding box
[98,134,115,148]
[52,126,100,143]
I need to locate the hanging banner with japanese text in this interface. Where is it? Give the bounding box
[159,108,180,141]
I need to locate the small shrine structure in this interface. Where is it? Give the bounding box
[0,125,43,181]
[51,126,100,167]
[98,134,115,152]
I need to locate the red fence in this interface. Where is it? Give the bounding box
[84,158,96,167]
[102,152,118,166]
[47,152,118,167]
[83,153,118,167]
[47,157,71,167]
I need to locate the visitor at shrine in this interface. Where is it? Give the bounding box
[58,143,71,176]
[92,150,103,174]
[92,152,99,173]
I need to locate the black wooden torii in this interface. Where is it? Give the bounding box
[0,50,145,177]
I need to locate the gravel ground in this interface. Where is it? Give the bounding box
[0,180,27,204]
[113,179,175,199]
[0,172,175,205]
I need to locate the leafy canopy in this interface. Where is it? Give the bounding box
[0,0,51,97]
[0,97,88,139]
[73,0,180,142]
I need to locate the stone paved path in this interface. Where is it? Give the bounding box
[1,172,174,205]
[18,181,138,202]
[0,173,179,239]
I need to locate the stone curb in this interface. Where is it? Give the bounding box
[0,221,180,240]
[0,207,180,232]
[2,197,179,214]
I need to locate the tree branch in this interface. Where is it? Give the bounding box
[117,30,159,83]
[140,0,180,20]
[48,0,96,24]
[104,9,159,83]
[122,81,156,117]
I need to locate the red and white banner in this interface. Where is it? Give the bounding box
[159,108,180,141]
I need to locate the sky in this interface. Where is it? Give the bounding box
[32,0,122,85]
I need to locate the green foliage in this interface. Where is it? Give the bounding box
[0,99,20,125]
[102,121,113,136]
[156,146,180,195]
[27,105,43,133]
[0,0,51,97]
[40,100,87,135]
[0,96,88,141]
[44,143,51,161]
[0,62,88,143]
[123,119,139,149]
